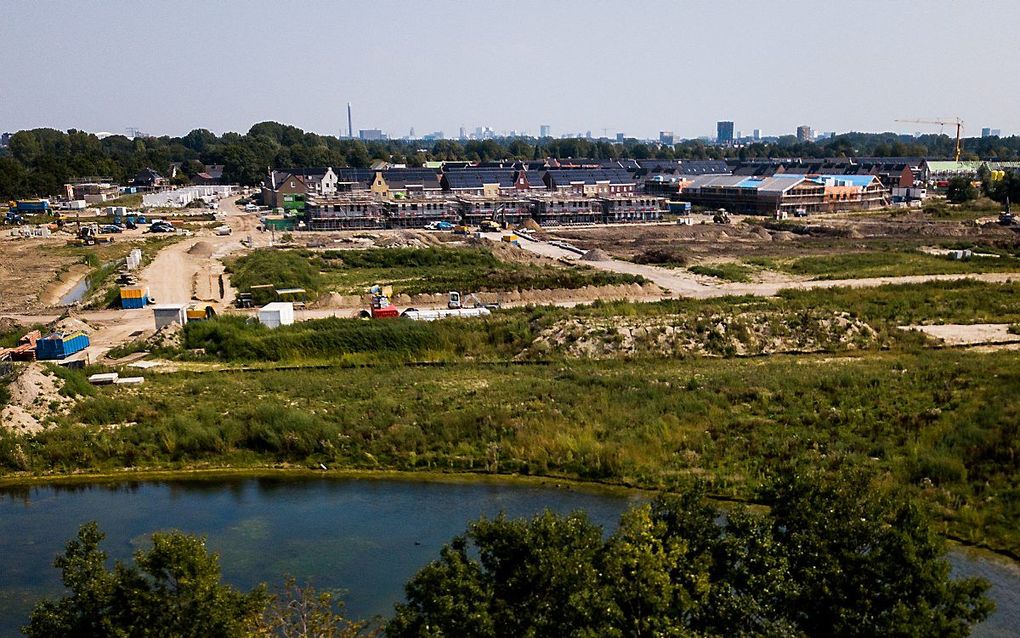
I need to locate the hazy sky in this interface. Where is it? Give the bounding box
[2,0,1018,140]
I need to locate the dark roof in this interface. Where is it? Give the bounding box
[334,168,376,184]
[441,169,517,190]
[382,168,441,189]
[544,169,634,186]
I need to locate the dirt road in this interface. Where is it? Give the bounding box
[483,232,1020,298]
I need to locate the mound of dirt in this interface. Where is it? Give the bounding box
[1,363,72,433]
[187,241,214,258]
[0,317,23,333]
[520,218,543,231]
[146,321,183,351]
[581,248,612,261]
[374,231,441,249]
[51,315,93,335]
[525,311,880,360]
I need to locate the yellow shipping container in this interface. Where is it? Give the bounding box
[120,286,148,299]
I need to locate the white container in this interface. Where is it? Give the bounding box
[67,200,87,210]
[152,304,188,330]
[258,302,294,329]
[88,372,119,385]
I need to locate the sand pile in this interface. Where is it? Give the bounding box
[1,363,71,433]
[187,241,214,258]
[51,315,93,335]
[581,248,612,261]
[521,218,543,231]
[145,321,183,351]
[0,317,23,333]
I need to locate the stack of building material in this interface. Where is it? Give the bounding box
[36,331,90,360]
[120,286,150,309]
[153,304,187,329]
[258,302,294,329]
[125,249,142,270]
[0,330,41,361]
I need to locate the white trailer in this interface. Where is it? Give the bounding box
[258,302,295,328]
[153,304,188,330]
[401,307,491,322]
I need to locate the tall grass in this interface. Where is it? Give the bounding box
[5,349,1020,553]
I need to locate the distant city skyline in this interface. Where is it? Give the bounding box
[2,0,1018,140]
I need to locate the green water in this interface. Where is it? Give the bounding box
[0,477,1015,636]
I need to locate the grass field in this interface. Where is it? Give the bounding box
[748,250,1020,280]
[227,247,646,302]
[3,348,1018,554]
[142,279,1020,365]
[688,263,756,282]
[5,279,1020,556]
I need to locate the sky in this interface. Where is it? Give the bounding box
[2,0,1018,140]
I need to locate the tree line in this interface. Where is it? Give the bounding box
[2,121,1020,200]
[22,467,993,637]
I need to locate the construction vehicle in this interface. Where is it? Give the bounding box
[712,209,731,224]
[895,118,964,161]
[235,292,254,308]
[186,304,218,321]
[448,291,499,311]
[453,225,471,235]
[4,211,25,225]
[77,223,101,245]
[360,285,400,319]
[479,219,501,232]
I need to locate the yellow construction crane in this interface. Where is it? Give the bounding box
[895,118,965,161]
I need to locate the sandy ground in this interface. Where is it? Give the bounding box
[902,323,1020,346]
[1,363,72,433]
[4,205,1020,363]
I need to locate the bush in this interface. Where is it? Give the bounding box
[228,249,323,303]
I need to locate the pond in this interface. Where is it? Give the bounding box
[0,477,1016,636]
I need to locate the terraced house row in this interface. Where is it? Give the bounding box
[304,193,665,230]
[260,156,933,229]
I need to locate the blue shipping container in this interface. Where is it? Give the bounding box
[36,332,90,360]
[121,297,147,309]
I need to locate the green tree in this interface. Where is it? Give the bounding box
[24,522,268,638]
[387,469,992,638]
[946,176,978,203]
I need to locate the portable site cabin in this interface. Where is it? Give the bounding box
[153,304,187,330]
[36,331,90,360]
[120,286,150,309]
[258,302,294,329]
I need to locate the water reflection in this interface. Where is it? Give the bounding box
[0,477,1014,637]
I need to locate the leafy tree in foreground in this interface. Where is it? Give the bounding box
[388,468,993,638]
[24,522,268,638]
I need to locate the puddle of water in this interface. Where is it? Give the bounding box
[57,276,90,306]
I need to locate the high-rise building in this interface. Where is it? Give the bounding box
[459,126,466,140]
[717,121,734,144]
[347,103,353,138]
[359,129,385,141]
[796,125,813,142]
[992,129,1002,137]
[659,131,674,145]
[540,125,551,137]
[616,132,625,142]
[753,129,761,141]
